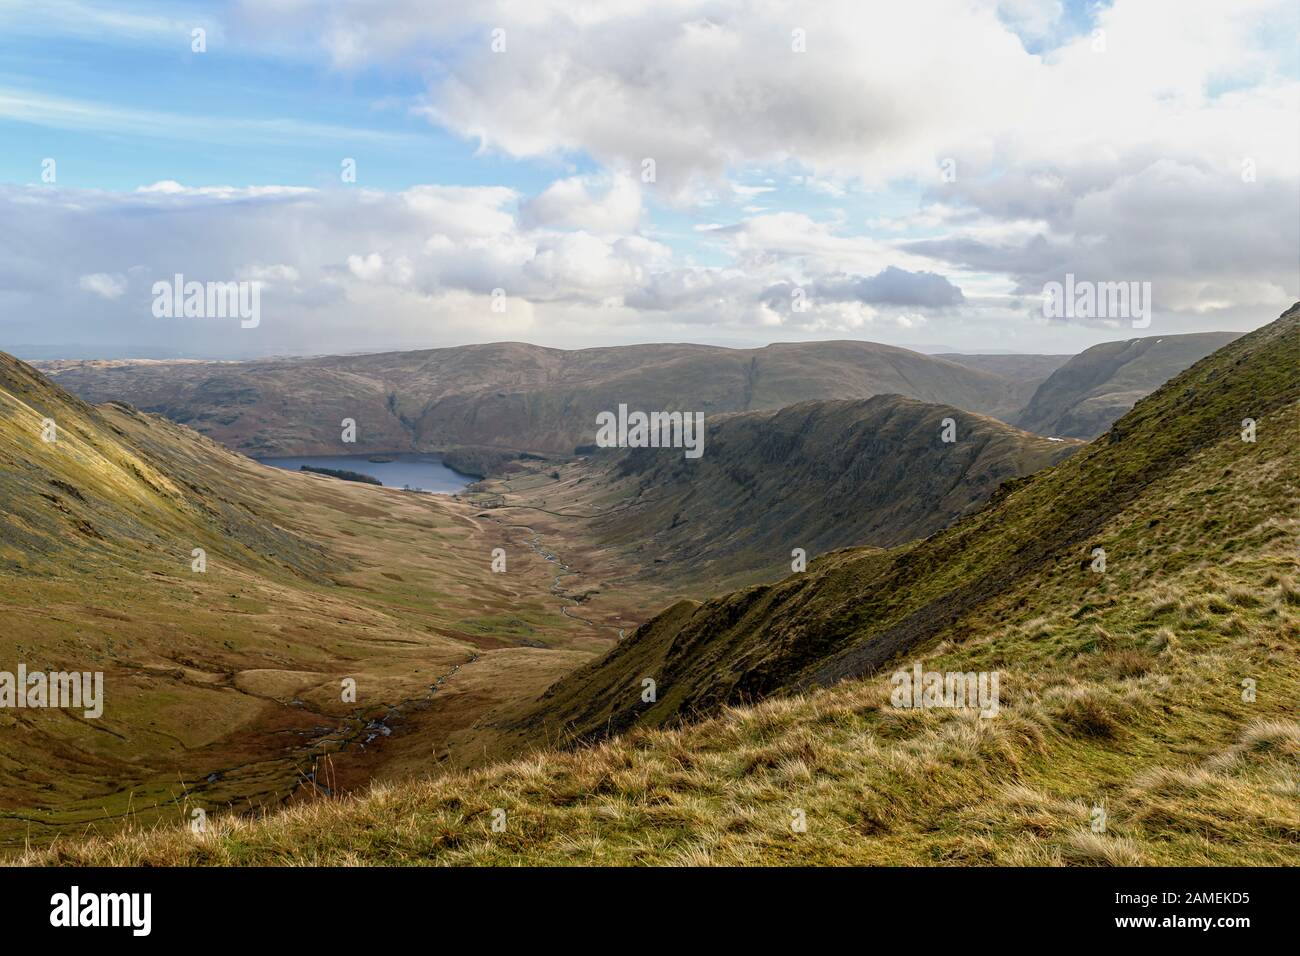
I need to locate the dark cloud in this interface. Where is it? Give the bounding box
[763,267,965,309]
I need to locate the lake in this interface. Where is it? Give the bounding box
[256,453,475,493]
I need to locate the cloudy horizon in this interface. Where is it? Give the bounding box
[2,0,1297,360]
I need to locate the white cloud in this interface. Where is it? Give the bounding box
[520,173,642,233]
[139,181,314,199]
[347,253,386,281]
[402,185,519,239]
[77,272,127,299]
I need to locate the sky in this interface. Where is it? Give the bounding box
[0,0,1297,359]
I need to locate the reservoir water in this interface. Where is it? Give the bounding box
[256,453,475,493]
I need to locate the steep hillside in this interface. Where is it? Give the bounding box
[0,353,651,849]
[0,352,328,580]
[40,340,1031,458]
[32,305,1299,867]
[477,396,1078,592]
[1015,331,1240,438]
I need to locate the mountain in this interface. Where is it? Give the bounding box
[39,340,1039,458]
[483,396,1079,592]
[30,304,1299,866]
[0,352,645,849]
[1014,331,1241,438]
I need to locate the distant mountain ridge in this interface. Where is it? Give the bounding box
[38,333,1231,458]
[38,340,1040,457]
[934,352,1074,417]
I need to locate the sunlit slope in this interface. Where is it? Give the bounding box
[0,352,328,578]
[502,305,1299,746]
[30,305,1299,866]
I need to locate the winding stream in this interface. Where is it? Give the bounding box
[508,524,626,641]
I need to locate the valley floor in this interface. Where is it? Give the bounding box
[0,453,661,852]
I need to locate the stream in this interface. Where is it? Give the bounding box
[508,524,626,641]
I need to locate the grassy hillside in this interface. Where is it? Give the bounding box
[1015,331,1240,438]
[475,396,1078,592]
[26,304,1299,866]
[40,340,1032,458]
[0,353,327,580]
[0,353,654,850]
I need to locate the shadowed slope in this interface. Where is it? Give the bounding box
[483,395,1079,592]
